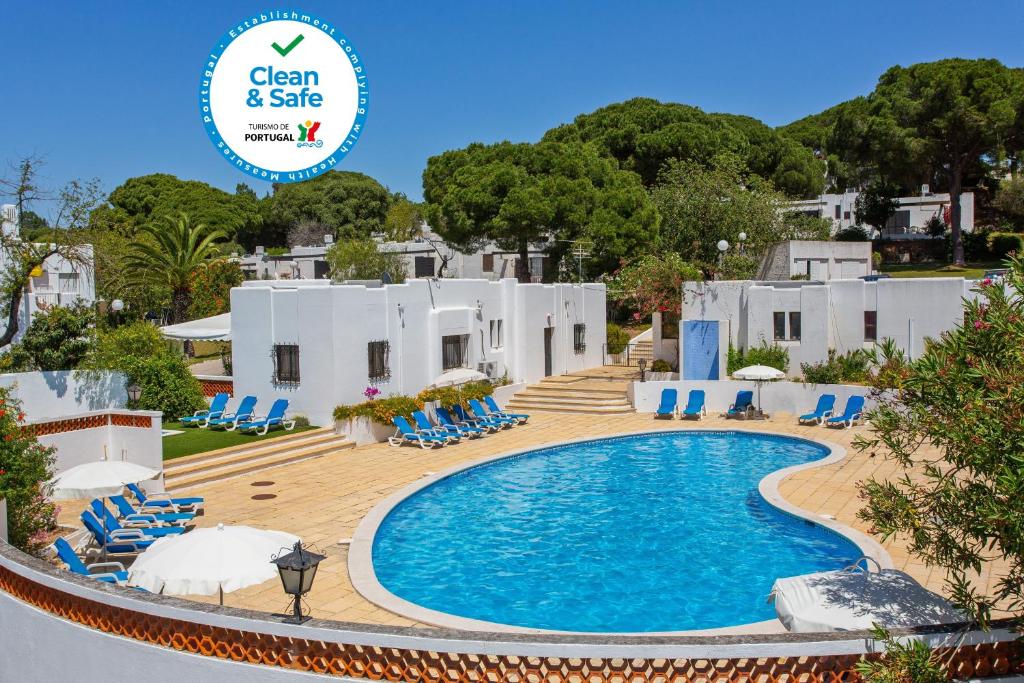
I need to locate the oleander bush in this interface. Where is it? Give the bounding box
[801,349,871,384]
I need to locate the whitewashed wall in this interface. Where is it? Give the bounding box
[34,410,164,484]
[232,279,605,425]
[630,379,873,417]
[0,371,127,421]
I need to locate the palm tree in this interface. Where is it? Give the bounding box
[124,214,226,323]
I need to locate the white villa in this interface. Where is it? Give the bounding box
[681,276,979,376]
[786,190,974,238]
[756,240,873,281]
[230,278,606,425]
[0,205,96,346]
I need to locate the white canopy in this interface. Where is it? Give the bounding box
[159,313,231,341]
[771,567,964,632]
[49,461,161,500]
[430,368,488,387]
[128,523,299,600]
[732,365,785,381]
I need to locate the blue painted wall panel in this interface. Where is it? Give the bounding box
[682,320,720,380]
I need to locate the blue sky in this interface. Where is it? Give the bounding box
[3,1,1024,209]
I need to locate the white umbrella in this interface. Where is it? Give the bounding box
[732,364,785,416]
[127,523,299,604]
[49,461,161,500]
[771,565,964,632]
[430,368,488,387]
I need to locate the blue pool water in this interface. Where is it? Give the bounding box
[372,431,860,632]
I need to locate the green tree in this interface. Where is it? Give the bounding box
[384,195,424,241]
[268,171,390,241]
[122,214,227,323]
[993,176,1024,229]
[0,157,101,347]
[325,237,408,283]
[544,98,825,197]
[652,155,800,276]
[17,303,95,371]
[0,386,57,553]
[854,180,901,233]
[423,140,658,281]
[609,253,702,317]
[186,259,244,319]
[104,173,261,241]
[855,255,1024,628]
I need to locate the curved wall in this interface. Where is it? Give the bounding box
[1,541,1019,682]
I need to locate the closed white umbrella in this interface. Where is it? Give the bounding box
[430,368,488,387]
[732,364,785,417]
[127,523,299,604]
[49,461,161,500]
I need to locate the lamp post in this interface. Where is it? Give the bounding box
[716,240,730,278]
[271,541,326,624]
[637,357,647,383]
[737,232,747,254]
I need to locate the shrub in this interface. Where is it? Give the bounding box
[292,415,310,428]
[801,349,871,385]
[457,381,495,404]
[834,225,870,241]
[17,302,95,371]
[606,323,630,355]
[855,625,944,683]
[871,251,882,270]
[728,342,789,374]
[123,354,206,419]
[924,215,946,237]
[416,385,461,407]
[988,232,1024,259]
[650,359,673,373]
[334,395,424,425]
[0,386,58,553]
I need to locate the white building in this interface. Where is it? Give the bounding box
[230,278,606,425]
[240,234,549,283]
[757,240,873,280]
[786,190,974,238]
[0,205,96,345]
[680,277,979,377]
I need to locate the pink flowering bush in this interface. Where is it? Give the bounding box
[0,386,57,553]
[609,253,702,318]
[363,386,381,401]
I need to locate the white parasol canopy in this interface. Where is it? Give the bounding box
[732,365,785,415]
[430,368,488,387]
[127,524,299,603]
[159,313,231,341]
[49,461,161,500]
[771,562,964,632]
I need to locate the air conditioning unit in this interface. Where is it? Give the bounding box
[477,361,498,379]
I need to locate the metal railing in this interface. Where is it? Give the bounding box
[604,342,654,367]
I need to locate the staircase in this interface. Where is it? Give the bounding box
[505,377,634,415]
[163,427,354,491]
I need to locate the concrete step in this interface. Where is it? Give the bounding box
[510,392,630,406]
[506,401,634,415]
[164,432,354,491]
[163,427,337,469]
[525,384,629,398]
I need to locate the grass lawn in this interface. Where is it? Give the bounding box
[162,423,316,460]
[881,261,1001,279]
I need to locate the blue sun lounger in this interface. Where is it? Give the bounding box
[681,390,706,419]
[412,410,461,443]
[826,395,866,429]
[468,399,517,427]
[726,390,754,418]
[436,406,486,438]
[110,494,194,524]
[53,537,128,584]
[453,404,501,433]
[91,500,187,538]
[799,394,836,425]
[389,416,448,448]
[126,483,204,511]
[655,388,677,418]
[81,510,154,555]
[238,398,295,435]
[484,395,528,424]
[207,395,257,431]
[179,392,229,428]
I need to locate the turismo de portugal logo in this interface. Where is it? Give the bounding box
[199,10,368,183]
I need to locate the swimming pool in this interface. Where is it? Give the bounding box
[369,430,861,633]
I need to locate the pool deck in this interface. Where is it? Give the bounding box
[63,410,1010,629]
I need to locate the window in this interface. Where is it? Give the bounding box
[489,320,503,348]
[885,210,911,230]
[414,256,434,278]
[843,211,851,220]
[788,312,801,341]
[442,334,469,370]
[58,272,79,294]
[368,340,390,381]
[834,204,841,219]
[773,312,786,340]
[482,253,494,273]
[273,344,300,384]
[864,310,877,341]
[573,323,586,354]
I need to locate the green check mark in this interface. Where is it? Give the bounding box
[271,33,304,57]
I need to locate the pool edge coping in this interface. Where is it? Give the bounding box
[348,426,893,635]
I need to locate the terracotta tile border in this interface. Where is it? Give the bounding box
[23,412,153,437]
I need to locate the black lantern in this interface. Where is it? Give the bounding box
[271,541,325,624]
[637,357,647,383]
[126,382,142,403]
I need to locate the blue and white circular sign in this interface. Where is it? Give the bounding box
[199,10,368,183]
